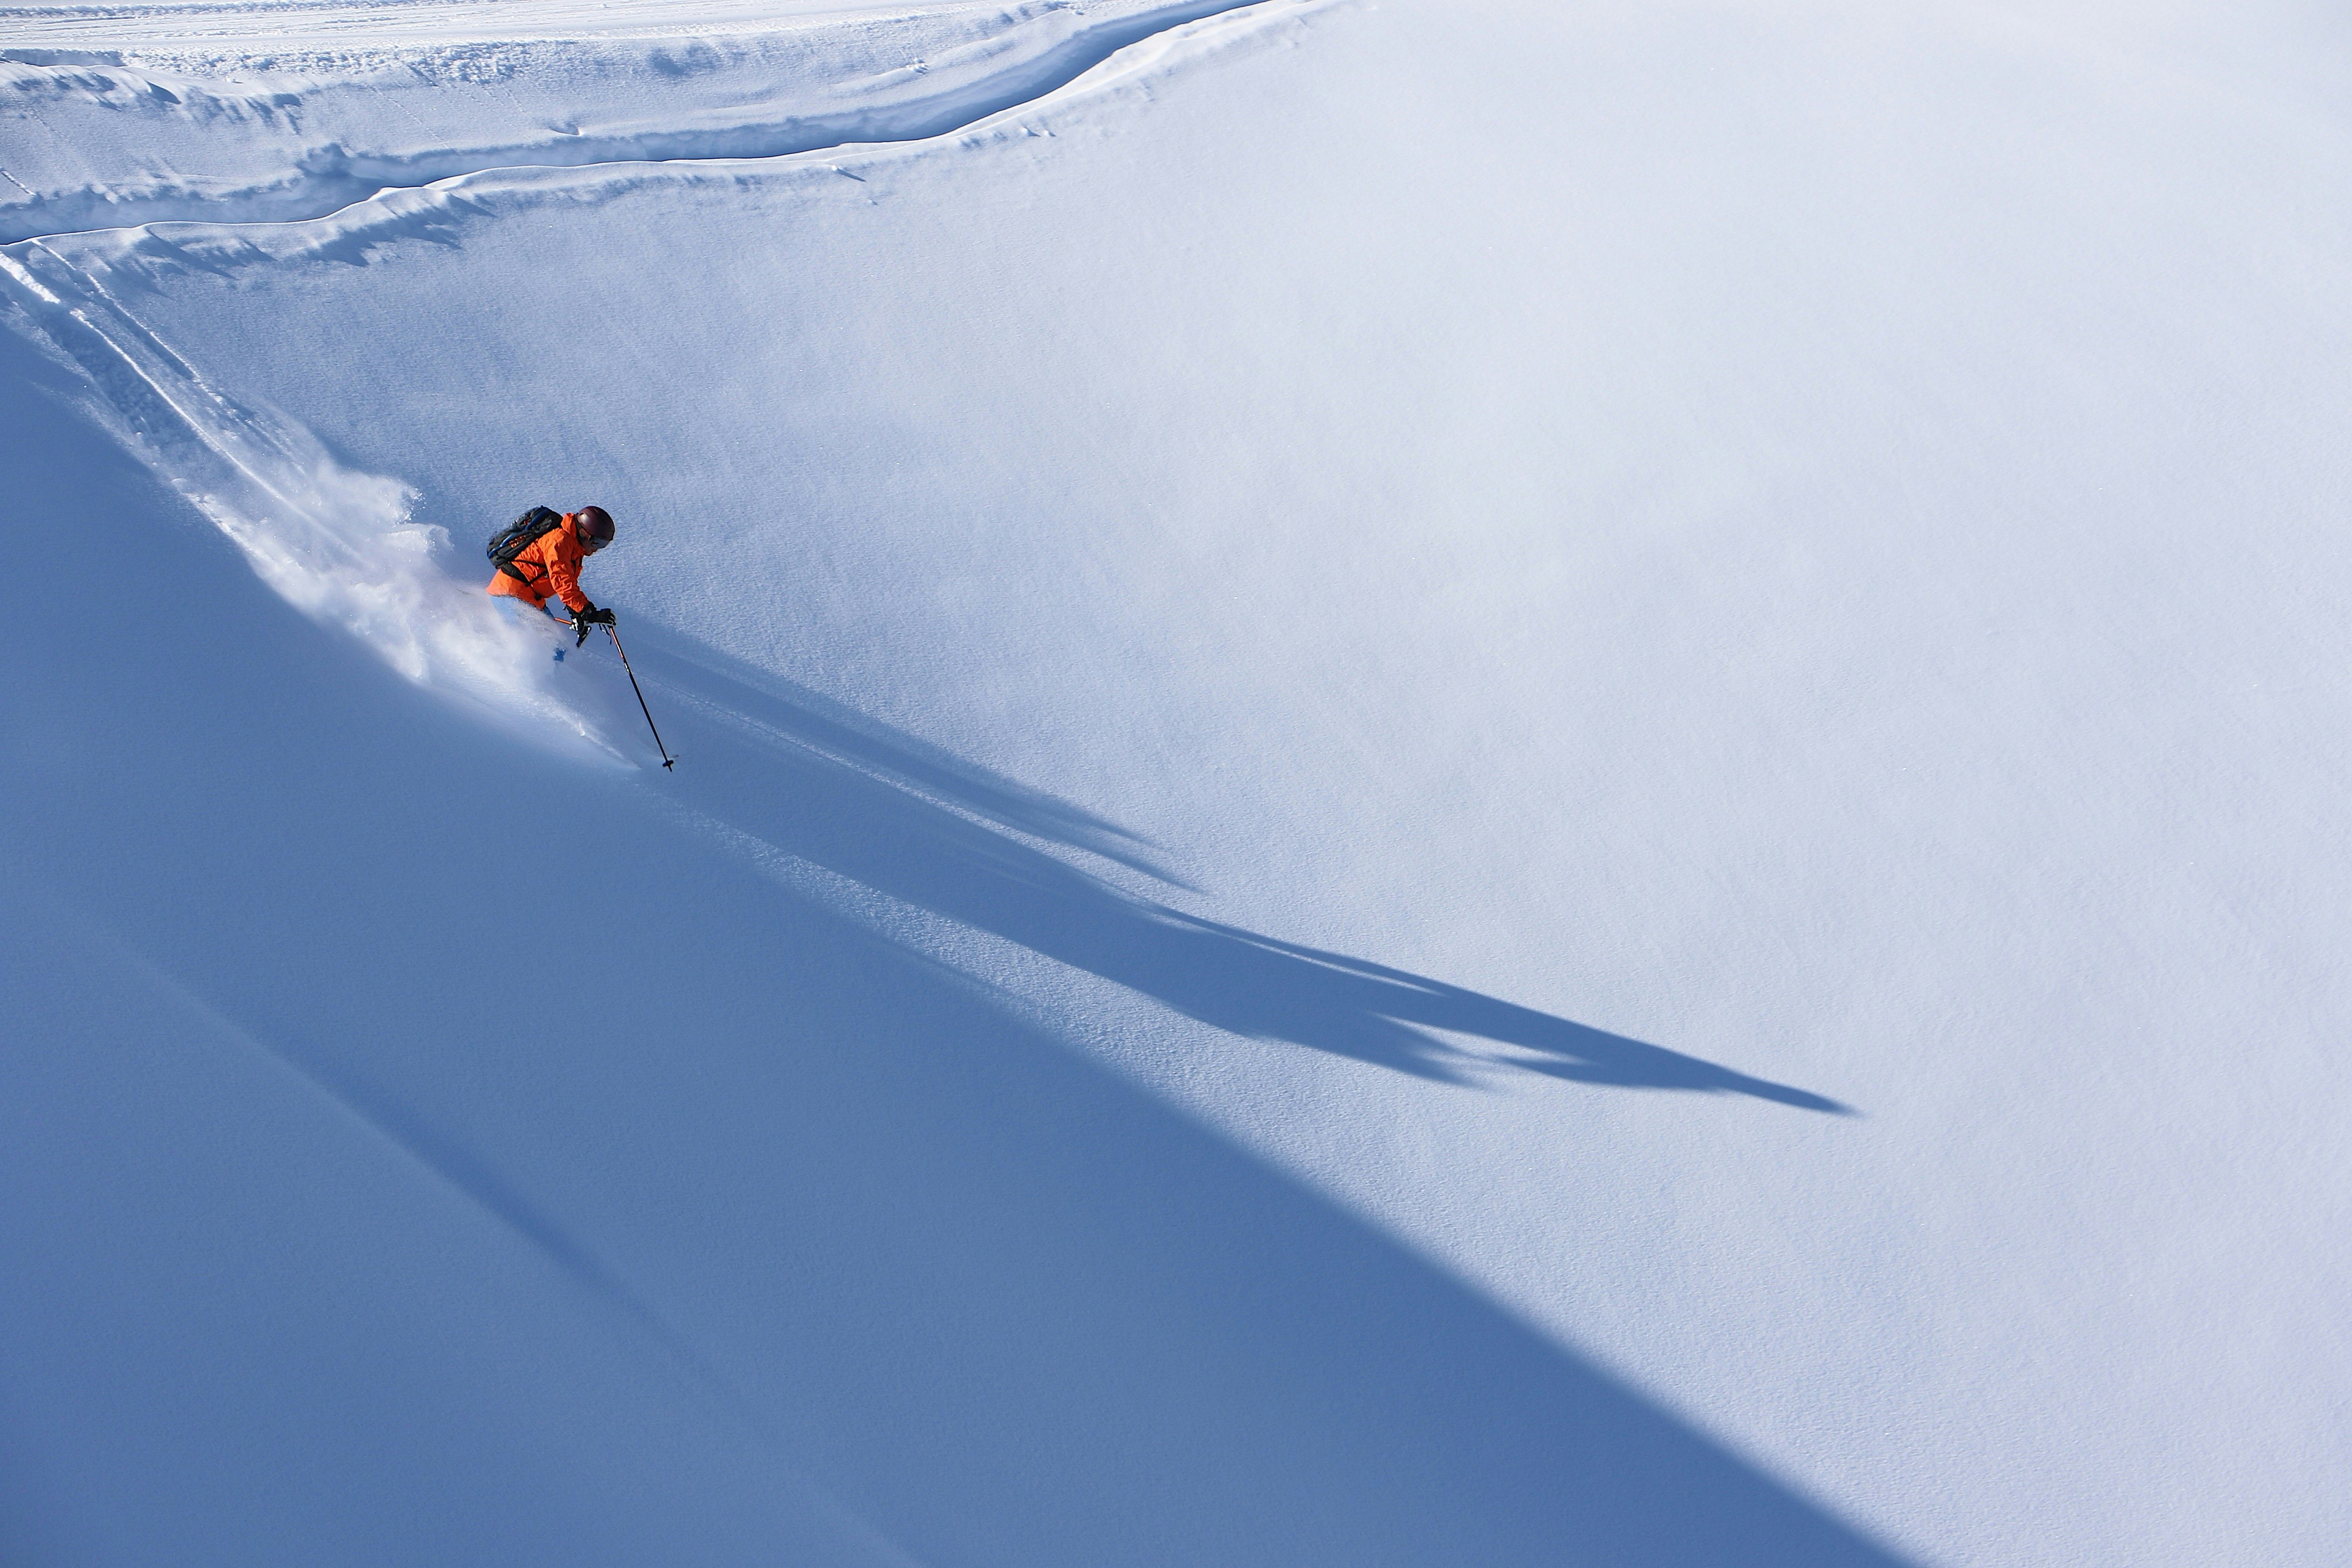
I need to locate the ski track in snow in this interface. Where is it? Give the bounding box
[0,0,1319,755]
[0,235,621,752]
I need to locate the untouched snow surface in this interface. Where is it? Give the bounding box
[5,1,2350,1563]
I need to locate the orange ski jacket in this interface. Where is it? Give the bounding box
[487,514,594,612]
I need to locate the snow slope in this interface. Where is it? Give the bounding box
[5,1,2350,1564]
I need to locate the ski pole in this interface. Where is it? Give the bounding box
[603,622,677,771]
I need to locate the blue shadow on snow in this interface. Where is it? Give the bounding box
[616,632,1850,1111]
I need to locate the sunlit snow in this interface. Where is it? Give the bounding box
[5,2,2348,1564]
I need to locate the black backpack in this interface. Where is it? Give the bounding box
[487,506,564,582]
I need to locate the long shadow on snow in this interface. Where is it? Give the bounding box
[631,631,1849,1110]
[3,332,1895,1564]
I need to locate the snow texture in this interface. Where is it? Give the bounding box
[4,1,2349,1564]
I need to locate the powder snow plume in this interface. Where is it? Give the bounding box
[0,240,618,760]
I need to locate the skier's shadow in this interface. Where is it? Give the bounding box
[632,632,1849,1112]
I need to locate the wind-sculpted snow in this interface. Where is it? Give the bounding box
[1,0,1261,240]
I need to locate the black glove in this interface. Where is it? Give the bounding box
[571,604,614,645]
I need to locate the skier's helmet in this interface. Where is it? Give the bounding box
[576,505,616,550]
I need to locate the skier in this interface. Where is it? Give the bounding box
[483,502,674,767]
[487,504,618,642]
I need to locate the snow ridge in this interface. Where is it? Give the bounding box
[1,0,1276,241]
